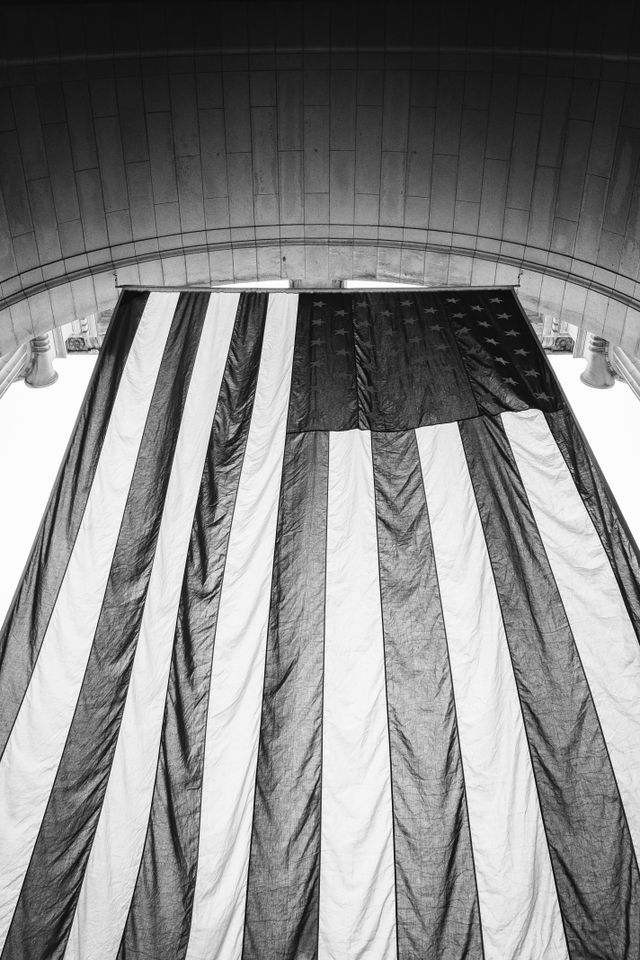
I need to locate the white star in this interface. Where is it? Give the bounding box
[496,312,511,320]
[430,324,444,332]
[524,368,541,378]
[401,299,412,306]
[490,297,502,304]
[335,309,347,317]
[423,306,438,314]
[503,377,517,386]
[535,391,552,401]
[484,337,498,346]
[478,320,491,328]
[495,356,508,365]
[446,297,459,303]
[470,304,483,312]
[505,329,519,337]
[452,312,465,319]
[514,348,529,357]
[313,301,325,307]
[380,309,392,317]
[457,326,470,334]
[356,300,367,308]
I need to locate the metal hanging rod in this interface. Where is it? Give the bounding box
[115,283,518,293]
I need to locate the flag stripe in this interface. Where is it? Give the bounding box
[319,429,397,960]
[0,291,179,953]
[545,408,640,636]
[371,430,483,960]
[287,293,357,433]
[242,431,329,960]
[460,414,640,958]
[2,292,211,960]
[415,421,568,960]
[0,290,149,759]
[117,293,269,960]
[503,408,640,860]
[61,292,241,960]
[184,292,298,960]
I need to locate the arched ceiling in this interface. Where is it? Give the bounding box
[2,1,640,355]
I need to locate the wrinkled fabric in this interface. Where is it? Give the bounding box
[1,288,640,960]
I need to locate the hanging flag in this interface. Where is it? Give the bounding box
[1,286,640,960]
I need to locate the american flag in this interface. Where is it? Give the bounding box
[1,287,640,960]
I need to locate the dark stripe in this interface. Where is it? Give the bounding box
[546,407,640,639]
[372,430,483,960]
[2,292,210,960]
[241,431,329,960]
[286,293,357,433]
[117,292,268,960]
[0,290,148,760]
[459,414,640,959]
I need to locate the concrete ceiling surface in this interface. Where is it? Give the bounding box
[2,2,640,353]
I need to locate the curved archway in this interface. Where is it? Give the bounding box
[1,1,640,358]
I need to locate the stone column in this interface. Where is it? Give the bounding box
[579,334,615,389]
[25,333,58,389]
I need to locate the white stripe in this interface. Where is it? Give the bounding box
[184,292,298,960]
[503,407,640,855]
[319,429,397,960]
[0,292,178,951]
[415,421,568,960]
[62,292,240,960]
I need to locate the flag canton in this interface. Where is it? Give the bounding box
[286,289,562,433]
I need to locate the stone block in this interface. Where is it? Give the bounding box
[232,245,258,281]
[251,106,278,195]
[59,220,86,259]
[28,179,62,264]
[329,151,355,224]
[186,251,211,285]
[176,155,205,232]
[161,255,187,286]
[277,72,303,150]
[137,259,164,287]
[304,105,330,193]
[279,152,303,224]
[227,153,254,226]
[148,113,178,204]
[330,71,356,150]
[429,156,457,232]
[223,72,251,153]
[170,73,200,157]
[256,244,283,280]
[523,167,556,251]
[208,247,234,283]
[355,105,382,195]
[380,152,406,225]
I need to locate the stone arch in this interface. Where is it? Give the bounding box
[2,1,640,357]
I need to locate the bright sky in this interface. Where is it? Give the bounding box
[0,323,639,627]
[549,353,640,545]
